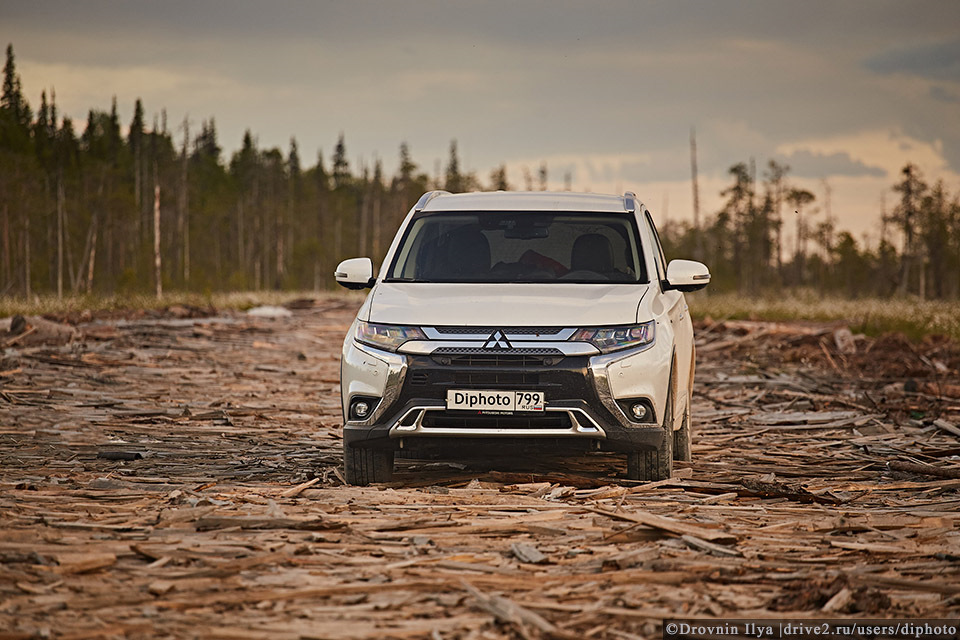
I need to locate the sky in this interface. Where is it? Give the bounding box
[3,0,960,247]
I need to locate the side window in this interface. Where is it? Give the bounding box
[644,210,667,286]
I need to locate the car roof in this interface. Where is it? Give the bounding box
[418,190,642,213]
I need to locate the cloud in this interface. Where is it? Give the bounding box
[777,149,886,179]
[864,38,960,82]
[930,85,960,103]
[777,129,949,178]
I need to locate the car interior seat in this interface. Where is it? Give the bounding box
[571,233,614,273]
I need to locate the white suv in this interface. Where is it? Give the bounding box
[336,190,710,485]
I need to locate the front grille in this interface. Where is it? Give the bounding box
[432,352,564,367]
[422,411,572,430]
[433,326,565,336]
[453,371,539,387]
[386,354,622,430]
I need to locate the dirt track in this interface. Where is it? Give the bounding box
[1,296,959,639]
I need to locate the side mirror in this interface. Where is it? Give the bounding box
[334,258,375,290]
[665,259,710,292]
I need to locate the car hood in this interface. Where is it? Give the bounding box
[367,282,648,326]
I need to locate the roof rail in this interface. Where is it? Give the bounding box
[414,190,451,212]
[623,191,637,212]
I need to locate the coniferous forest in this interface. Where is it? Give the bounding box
[2,44,959,300]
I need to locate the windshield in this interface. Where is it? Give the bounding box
[386,212,646,284]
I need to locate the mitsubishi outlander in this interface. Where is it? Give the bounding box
[335,190,710,485]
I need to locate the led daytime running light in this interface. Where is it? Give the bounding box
[355,321,425,352]
[572,321,655,353]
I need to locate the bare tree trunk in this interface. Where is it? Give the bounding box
[57,175,65,300]
[134,140,142,244]
[154,163,162,300]
[690,127,703,262]
[372,189,382,260]
[179,117,190,286]
[315,192,325,292]
[238,200,245,269]
[183,201,190,285]
[86,214,98,294]
[276,182,286,287]
[795,209,803,285]
[23,212,31,300]
[358,181,369,257]
[1,203,9,291]
[919,258,926,300]
[73,213,96,293]
[214,232,221,279]
[774,182,783,281]
[334,212,343,263]
[275,214,284,287]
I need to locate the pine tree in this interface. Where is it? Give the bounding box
[398,142,416,187]
[315,150,330,193]
[33,90,53,169]
[892,163,927,295]
[1,44,32,150]
[445,139,463,192]
[787,188,816,285]
[764,159,789,278]
[371,158,384,258]
[489,164,509,191]
[332,133,349,189]
[194,118,221,160]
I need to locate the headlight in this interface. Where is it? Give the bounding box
[571,320,655,353]
[355,321,425,352]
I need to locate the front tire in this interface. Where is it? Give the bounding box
[343,443,394,485]
[626,387,674,481]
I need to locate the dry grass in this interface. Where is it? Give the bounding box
[4,289,958,342]
[0,290,363,319]
[688,291,960,341]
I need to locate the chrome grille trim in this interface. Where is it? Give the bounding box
[399,340,598,356]
[422,327,577,341]
[432,326,567,336]
[431,347,564,356]
[389,406,605,439]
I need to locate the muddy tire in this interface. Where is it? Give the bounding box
[673,406,692,462]
[343,443,394,485]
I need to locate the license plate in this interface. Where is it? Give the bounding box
[446,389,545,413]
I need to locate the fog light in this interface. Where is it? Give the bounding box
[352,401,370,419]
[630,403,648,421]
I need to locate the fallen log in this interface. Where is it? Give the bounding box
[888,460,960,480]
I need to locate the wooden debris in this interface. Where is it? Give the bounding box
[279,476,320,497]
[3,315,78,347]
[680,534,742,558]
[833,327,857,355]
[194,515,341,531]
[888,460,960,480]
[54,552,117,574]
[0,296,958,637]
[583,505,737,544]
[934,419,960,438]
[511,542,548,565]
[461,580,573,640]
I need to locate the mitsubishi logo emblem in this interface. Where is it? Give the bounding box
[482,329,512,350]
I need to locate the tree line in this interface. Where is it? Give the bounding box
[660,160,960,299]
[2,44,959,300]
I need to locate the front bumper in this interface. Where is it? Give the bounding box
[341,339,669,453]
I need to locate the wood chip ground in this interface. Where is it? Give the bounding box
[2,297,959,638]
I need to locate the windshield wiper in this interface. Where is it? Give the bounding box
[384,277,426,283]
